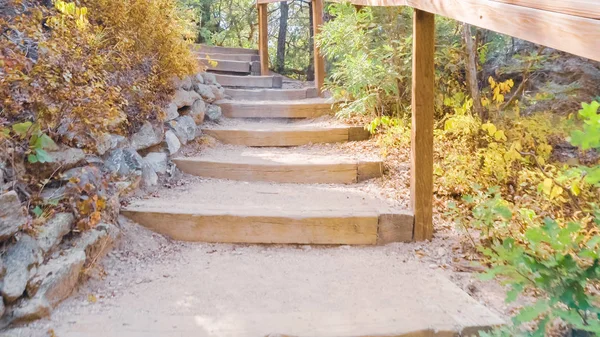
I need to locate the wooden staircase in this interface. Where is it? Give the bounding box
[122,45,415,245]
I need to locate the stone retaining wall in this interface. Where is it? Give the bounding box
[0,72,224,328]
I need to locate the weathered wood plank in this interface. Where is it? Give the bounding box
[258,3,270,76]
[203,127,350,147]
[123,209,379,245]
[377,212,415,244]
[199,58,251,73]
[311,0,326,95]
[173,158,362,184]
[491,0,600,19]
[411,9,435,241]
[213,74,281,88]
[218,100,333,118]
[196,52,260,62]
[195,44,258,55]
[224,87,318,100]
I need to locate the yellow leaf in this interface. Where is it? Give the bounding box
[494,130,507,142]
[482,122,497,136]
[542,178,553,195]
[550,185,563,199]
[88,294,97,303]
[571,182,581,196]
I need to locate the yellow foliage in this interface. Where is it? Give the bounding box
[1,0,198,148]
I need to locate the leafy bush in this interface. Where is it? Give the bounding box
[1,0,198,148]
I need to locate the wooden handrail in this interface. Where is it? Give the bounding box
[256,0,600,62]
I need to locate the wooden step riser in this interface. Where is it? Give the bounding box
[173,159,383,184]
[199,58,254,74]
[203,127,370,147]
[195,44,258,55]
[220,103,332,118]
[214,74,282,88]
[121,210,414,245]
[197,53,260,62]
[224,88,318,101]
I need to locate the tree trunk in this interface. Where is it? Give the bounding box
[306,1,315,81]
[462,23,485,120]
[276,2,289,74]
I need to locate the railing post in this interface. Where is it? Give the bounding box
[311,0,325,96]
[411,9,435,241]
[258,3,269,76]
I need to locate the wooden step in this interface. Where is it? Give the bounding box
[122,180,414,244]
[194,44,258,55]
[224,87,318,100]
[199,58,253,74]
[214,74,282,88]
[173,147,382,184]
[218,99,333,118]
[203,123,370,147]
[196,52,260,62]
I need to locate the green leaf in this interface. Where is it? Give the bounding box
[27,154,38,163]
[35,149,53,163]
[12,122,32,137]
[32,206,43,218]
[39,134,57,150]
[514,300,549,324]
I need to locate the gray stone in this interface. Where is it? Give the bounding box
[182,99,206,124]
[193,83,215,102]
[74,223,119,263]
[95,133,127,156]
[211,85,226,101]
[47,147,86,171]
[0,298,4,319]
[130,122,164,151]
[165,130,181,155]
[144,152,169,175]
[105,148,143,176]
[61,165,103,182]
[166,116,197,145]
[206,104,223,121]
[26,249,85,303]
[203,72,217,85]
[164,103,179,121]
[0,191,27,241]
[194,73,205,84]
[0,297,50,329]
[141,162,158,187]
[35,213,74,255]
[181,76,193,91]
[172,89,201,109]
[0,235,42,303]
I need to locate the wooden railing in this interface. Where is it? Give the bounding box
[256,0,600,241]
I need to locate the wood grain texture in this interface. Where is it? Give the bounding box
[311,0,326,95]
[196,52,260,62]
[258,3,270,76]
[219,100,333,118]
[357,161,383,182]
[377,212,415,244]
[203,127,350,146]
[173,158,363,184]
[122,209,379,245]
[224,88,317,101]
[213,74,277,88]
[199,58,251,73]
[491,0,600,19]
[411,9,435,241]
[347,126,371,141]
[195,44,258,55]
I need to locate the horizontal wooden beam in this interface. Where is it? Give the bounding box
[491,0,600,20]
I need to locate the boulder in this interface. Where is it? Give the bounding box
[26,249,85,301]
[130,122,164,151]
[0,296,50,329]
[46,146,86,172]
[35,212,74,255]
[172,89,201,109]
[0,235,42,303]
[0,298,4,319]
[105,148,143,177]
[94,133,127,156]
[164,103,179,121]
[141,162,158,187]
[166,116,197,145]
[144,152,169,175]
[0,191,27,241]
[206,104,223,121]
[211,85,226,101]
[203,72,217,85]
[193,83,216,102]
[194,73,205,84]
[181,76,193,91]
[164,130,181,155]
[74,223,119,265]
[183,100,206,124]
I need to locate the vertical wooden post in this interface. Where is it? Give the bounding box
[411,9,435,241]
[311,0,325,96]
[258,3,269,76]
